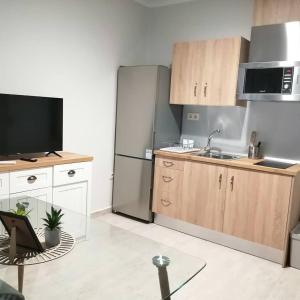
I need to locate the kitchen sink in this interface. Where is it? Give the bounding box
[193,152,239,160]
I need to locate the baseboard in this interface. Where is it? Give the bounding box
[91,207,112,218]
[155,214,283,264]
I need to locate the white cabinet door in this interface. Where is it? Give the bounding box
[10,188,52,230]
[0,173,9,196]
[0,194,9,235]
[53,182,87,238]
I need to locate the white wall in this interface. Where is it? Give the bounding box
[144,0,253,65]
[0,0,148,212]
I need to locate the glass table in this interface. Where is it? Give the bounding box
[0,196,206,299]
[0,194,88,240]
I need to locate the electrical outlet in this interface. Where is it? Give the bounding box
[187,113,194,120]
[187,113,199,121]
[192,113,199,120]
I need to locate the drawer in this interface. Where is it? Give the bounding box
[0,173,9,196]
[10,168,52,194]
[53,162,91,186]
[155,167,182,192]
[152,166,182,218]
[156,157,184,171]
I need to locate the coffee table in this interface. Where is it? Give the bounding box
[0,196,206,299]
[0,195,80,294]
[0,229,75,293]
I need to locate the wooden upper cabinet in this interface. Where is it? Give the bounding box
[254,0,300,26]
[223,168,292,250]
[181,161,227,231]
[170,37,249,106]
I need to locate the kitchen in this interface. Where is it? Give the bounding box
[112,0,300,271]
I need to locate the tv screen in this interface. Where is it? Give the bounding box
[0,93,63,155]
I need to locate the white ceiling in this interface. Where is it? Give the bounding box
[134,0,195,8]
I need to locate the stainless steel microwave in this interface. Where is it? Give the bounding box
[237,61,300,101]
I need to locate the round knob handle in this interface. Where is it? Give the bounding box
[68,170,76,177]
[27,175,37,183]
[284,83,289,89]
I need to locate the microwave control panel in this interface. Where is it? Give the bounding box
[282,68,294,94]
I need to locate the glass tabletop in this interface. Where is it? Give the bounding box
[0,196,206,299]
[75,218,207,300]
[0,194,88,239]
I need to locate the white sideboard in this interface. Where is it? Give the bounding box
[0,152,93,238]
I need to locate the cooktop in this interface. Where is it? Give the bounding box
[254,160,295,169]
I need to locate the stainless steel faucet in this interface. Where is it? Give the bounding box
[204,129,221,152]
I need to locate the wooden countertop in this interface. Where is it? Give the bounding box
[0,152,93,172]
[154,150,300,176]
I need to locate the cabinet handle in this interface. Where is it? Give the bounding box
[163,161,174,168]
[27,175,37,184]
[219,174,222,189]
[162,176,173,183]
[68,170,76,177]
[194,83,198,97]
[161,199,172,207]
[204,83,208,97]
[230,176,234,191]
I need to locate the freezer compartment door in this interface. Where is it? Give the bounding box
[112,155,153,222]
[115,66,158,159]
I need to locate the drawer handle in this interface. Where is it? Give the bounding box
[27,175,37,184]
[161,199,172,207]
[163,161,174,168]
[68,170,76,177]
[162,176,173,183]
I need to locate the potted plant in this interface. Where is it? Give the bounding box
[42,206,64,248]
[10,201,32,217]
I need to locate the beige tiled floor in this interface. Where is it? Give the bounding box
[99,213,300,300]
[1,213,300,299]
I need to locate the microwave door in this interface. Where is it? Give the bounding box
[238,62,300,101]
[244,68,283,94]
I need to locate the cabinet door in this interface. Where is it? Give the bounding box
[152,166,183,218]
[170,37,248,106]
[254,0,300,26]
[0,195,9,235]
[181,162,227,231]
[223,168,292,250]
[53,182,87,238]
[202,37,246,106]
[170,41,206,105]
[10,188,52,229]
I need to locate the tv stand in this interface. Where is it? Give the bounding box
[45,151,62,158]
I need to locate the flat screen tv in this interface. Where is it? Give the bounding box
[0,93,63,155]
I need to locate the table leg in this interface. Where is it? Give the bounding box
[152,256,171,300]
[18,265,24,293]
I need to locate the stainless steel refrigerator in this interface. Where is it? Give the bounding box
[112,65,182,222]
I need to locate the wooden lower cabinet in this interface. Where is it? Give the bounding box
[153,156,296,257]
[181,161,227,231]
[223,168,292,250]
